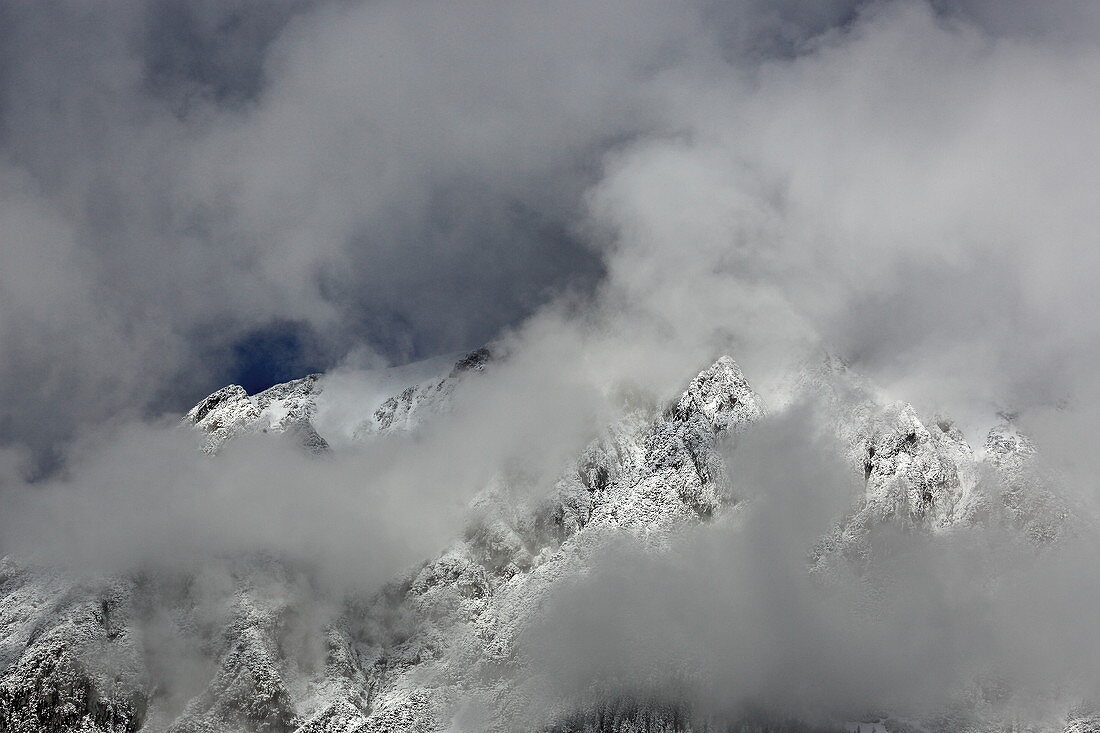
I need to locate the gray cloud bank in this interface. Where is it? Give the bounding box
[3,0,1099,459]
[0,0,1098,561]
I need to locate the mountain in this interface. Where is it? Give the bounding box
[185,375,329,454]
[0,350,1082,733]
[804,355,1071,579]
[183,347,493,453]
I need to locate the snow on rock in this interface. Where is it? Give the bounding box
[672,355,763,430]
[1,350,1084,733]
[801,353,1069,577]
[184,384,262,454]
[167,581,301,733]
[0,562,148,733]
[985,421,1071,545]
[803,355,974,523]
[185,375,326,455]
[316,356,767,732]
[548,355,763,539]
[183,348,492,454]
[352,347,492,438]
[1065,709,1100,733]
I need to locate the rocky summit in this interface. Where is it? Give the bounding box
[0,350,1080,733]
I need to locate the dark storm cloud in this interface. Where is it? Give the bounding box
[0,0,642,462]
[141,0,316,108]
[0,0,927,465]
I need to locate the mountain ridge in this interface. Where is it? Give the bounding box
[0,350,1082,733]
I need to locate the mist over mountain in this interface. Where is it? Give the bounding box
[2,1,1100,731]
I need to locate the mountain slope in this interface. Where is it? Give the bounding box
[0,351,1080,733]
[183,348,493,454]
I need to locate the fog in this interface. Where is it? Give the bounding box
[521,406,1100,727]
[3,0,1100,727]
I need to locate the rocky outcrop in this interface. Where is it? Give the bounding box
[166,585,300,733]
[184,348,494,453]
[315,357,765,732]
[983,422,1071,545]
[803,354,1067,579]
[352,347,492,438]
[549,355,763,539]
[184,375,326,455]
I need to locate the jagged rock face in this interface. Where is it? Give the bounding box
[183,348,494,453]
[447,347,491,378]
[673,356,762,430]
[985,423,1070,545]
[801,357,978,531]
[166,584,301,733]
[553,355,763,536]
[185,375,327,455]
[289,356,766,733]
[0,352,1079,733]
[804,356,1068,578]
[352,347,492,439]
[1065,709,1100,733]
[185,385,263,453]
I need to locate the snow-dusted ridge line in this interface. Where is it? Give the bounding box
[183,347,493,454]
[0,353,1079,733]
[352,346,491,439]
[184,373,326,454]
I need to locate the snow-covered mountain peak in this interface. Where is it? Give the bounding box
[352,347,494,438]
[184,373,325,454]
[183,349,494,453]
[986,420,1038,470]
[184,383,261,453]
[447,346,491,378]
[673,355,762,430]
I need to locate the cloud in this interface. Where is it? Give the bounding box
[521,405,1100,726]
[568,0,1100,434]
[0,330,617,586]
[14,0,1070,463]
[0,0,676,461]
